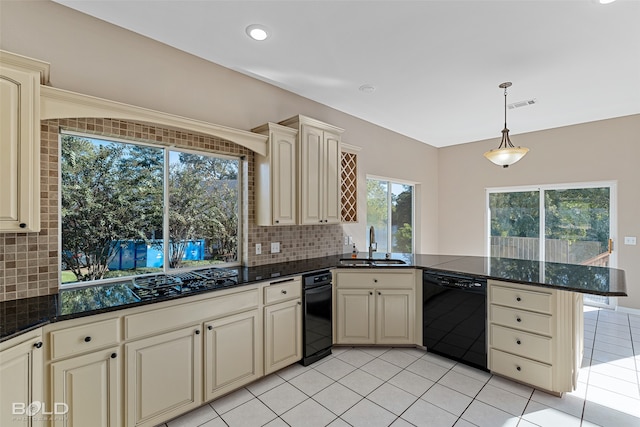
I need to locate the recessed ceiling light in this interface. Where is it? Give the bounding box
[246,24,269,41]
[359,84,376,93]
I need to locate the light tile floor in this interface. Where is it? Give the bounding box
[158,307,640,427]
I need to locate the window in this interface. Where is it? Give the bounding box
[366,178,414,253]
[487,182,616,307]
[60,132,241,286]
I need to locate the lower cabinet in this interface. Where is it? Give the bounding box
[0,329,43,427]
[204,309,262,401]
[335,288,414,345]
[125,326,202,427]
[487,279,583,394]
[264,298,302,374]
[50,347,121,427]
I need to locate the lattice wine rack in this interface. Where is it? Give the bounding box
[341,151,358,222]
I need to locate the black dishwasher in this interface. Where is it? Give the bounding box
[423,270,487,371]
[300,270,333,366]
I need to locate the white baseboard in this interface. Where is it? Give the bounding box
[616,305,640,316]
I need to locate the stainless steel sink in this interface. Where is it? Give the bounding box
[339,258,407,267]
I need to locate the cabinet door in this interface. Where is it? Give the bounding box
[0,64,40,232]
[51,348,121,427]
[376,289,414,345]
[0,335,43,427]
[264,299,302,374]
[204,310,262,402]
[125,326,202,427]
[335,289,375,344]
[299,124,324,224]
[323,131,341,224]
[271,129,297,225]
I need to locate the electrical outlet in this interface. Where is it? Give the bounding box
[271,242,280,253]
[344,236,349,245]
[348,236,353,245]
[255,243,261,255]
[624,236,637,245]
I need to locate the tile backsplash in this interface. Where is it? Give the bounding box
[0,118,346,302]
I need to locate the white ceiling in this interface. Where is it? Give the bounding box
[53,0,640,148]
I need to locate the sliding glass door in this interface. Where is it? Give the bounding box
[488,182,616,307]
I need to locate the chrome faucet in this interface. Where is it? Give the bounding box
[368,226,377,259]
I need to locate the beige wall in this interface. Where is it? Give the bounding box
[439,115,640,309]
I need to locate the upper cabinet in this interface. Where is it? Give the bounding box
[0,51,49,233]
[252,123,298,226]
[279,115,344,225]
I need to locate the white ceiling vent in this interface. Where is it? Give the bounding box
[508,98,537,109]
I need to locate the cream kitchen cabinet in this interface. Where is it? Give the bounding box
[488,280,583,395]
[334,270,416,345]
[262,277,302,374]
[0,51,49,233]
[252,123,298,226]
[203,309,262,401]
[125,325,202,427]
[0,328,44,427]
[280,115,343,225]
[44,314,122,427]
[50,347,121,427]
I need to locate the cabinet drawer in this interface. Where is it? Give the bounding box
[264,278,301,305]
[490,324,552,364]
[490,285,552,314]
[125,288,259,339]
[490,304,552,335]
[490,348,552,391]
[335,271,414,289]
[50,318,120,360]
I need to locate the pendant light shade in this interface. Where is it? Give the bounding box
[484,82,529,168]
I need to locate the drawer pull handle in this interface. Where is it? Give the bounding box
[110,353,117,359]
[34,342,43,349]
[516,339,521,345]
[208,325,213,330]
[516,297,522,302]
[516,366,521,372]
[84,336,92,343]
[195,330,201,335]
[516,317,522,322]
[281,290,287,294]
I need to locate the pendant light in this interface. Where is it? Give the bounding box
[483,82,529,168]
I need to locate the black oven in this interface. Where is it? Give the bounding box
[423,270,487,371]
[301,270,333,366]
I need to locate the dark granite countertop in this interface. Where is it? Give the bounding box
[1,253,627,342]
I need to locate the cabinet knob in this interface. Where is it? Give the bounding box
[19,223,27,228]
[297,301,301,305]
[516,339,521,345]
[275,220,280,224]
[281,290,287,294]
[195,329,201,335]
[110,353,117,359]
[516,317,522,322]
[369,291,373,295]
[208,325,213,330]
[373,279,378,283]
[33,341,43,349]
[516,297,522,302]
[378,291,381,295]
[84,336,92,343]
[516,366,522,372]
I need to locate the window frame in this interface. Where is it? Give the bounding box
[366,174,416,254]
[58,130,244,288]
